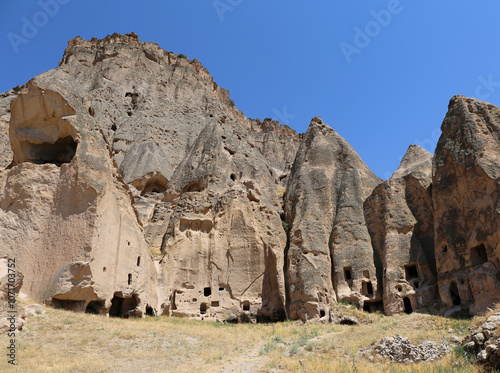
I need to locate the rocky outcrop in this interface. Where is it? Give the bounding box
[284,117,381,321]
[155,117,287,321]
[364,145,438,315]
[0,70,158,316]
[433,96,500,315]
[0,34,499,322]
[0,89,16,169]
[58,32,246,185]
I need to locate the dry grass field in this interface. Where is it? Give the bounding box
[0,299,488,373]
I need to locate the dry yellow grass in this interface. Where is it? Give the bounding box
[0,300,486,373]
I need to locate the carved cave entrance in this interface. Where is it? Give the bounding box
[405,264,419,280]
[21,136,77,165]
[363,300,383,313]
[51,298,85,312]
[403,297,413,314]
[470,243,488,266]
[85,300,105,315]
[109,293,139,318]
[450,281,461,306]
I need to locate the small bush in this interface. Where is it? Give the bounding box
[282,221,290,233]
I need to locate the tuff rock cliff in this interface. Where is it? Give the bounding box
[0,33,498,322]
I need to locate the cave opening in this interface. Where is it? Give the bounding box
[470,243,488,266]
[204,287,211,297]
[405,264,419,280]
[363,300,384,313]
[21,136,77,165]
[51,298,85,312]
[344,267,352,282]
[242,301,250,311]
[85,300,105,315]
[142,178,167,195]
[200,303,207,315]
[109,293,139,318]
[403,297,413,314]
[362,281,374,296]
[450,281,461,306]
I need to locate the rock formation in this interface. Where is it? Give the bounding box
[284,117,381,320]
[364,145,439,315]
[0,70,157,316]
[433,95,500,315]
[0,34,499,322]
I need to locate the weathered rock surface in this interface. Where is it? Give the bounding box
[0,70,158,316]
[0,34,499,322]
[0,89,15,169]
[284,117,381,320]
[433,95,500,315]
[364,145,439,315]
[0,33,299,321]
[155,117,287,321]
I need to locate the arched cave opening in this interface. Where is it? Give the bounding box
[182,181,206,193]
[85,300,105,315]
[142,178,167,195]
[20,136,77,165]
[200,303,207,315]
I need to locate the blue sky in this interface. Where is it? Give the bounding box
[1,1,500,178]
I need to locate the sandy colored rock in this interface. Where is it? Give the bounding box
[284,117,381,320]
[156,118,287,321]
[364,145,439,315]
[0,317,24,334]
[1,34,500,323]
[433,95,500,315]
[23,304,45,316]
[0,70,158,316]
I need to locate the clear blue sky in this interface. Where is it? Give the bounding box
[1,1,500,178]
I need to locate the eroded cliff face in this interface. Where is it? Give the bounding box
[433,96,500,315]
[0,34,499,321]
[0,70,157,316]
[284,118,381,320]
[364,146,438,316]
